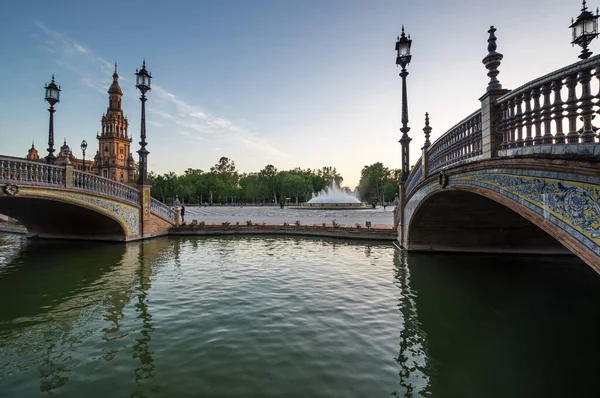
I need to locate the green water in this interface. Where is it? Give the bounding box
[0,233,599,397]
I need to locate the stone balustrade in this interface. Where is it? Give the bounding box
[0,156,176,223]
[150,197,176,222]
[496,55,600,151]
[0,156,64,186]
[72,169,140,206]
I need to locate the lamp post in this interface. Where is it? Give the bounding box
[80,140,87,171]
[571,1,600,59]
[135,60,152,185]
[396,26,412,182]
[44,75,61,164]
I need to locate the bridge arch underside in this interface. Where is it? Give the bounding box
[0,196,127,240]
[407,190,570,255]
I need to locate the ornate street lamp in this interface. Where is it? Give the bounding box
[570,0,600,59]
[135,60,152,185]
[396,26,412,182]
[44,75,61,163]
[80,140,88,170]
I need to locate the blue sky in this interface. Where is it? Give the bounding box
[0,0,591,187]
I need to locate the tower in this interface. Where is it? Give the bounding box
[94,64,135,183]
[26,142,39,161]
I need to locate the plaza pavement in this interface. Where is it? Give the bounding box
[184,205,396,227]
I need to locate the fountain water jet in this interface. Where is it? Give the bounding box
[289,181,367,209]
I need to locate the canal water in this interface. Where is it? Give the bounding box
[0,233,599,397]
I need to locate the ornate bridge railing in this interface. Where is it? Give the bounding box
[405,110,482,197]
[405,156,422,195]
[0,156,177,223]
[0,157,64,186]
[496,54,600,151]
[428,110,482,175]
[150,197,176,223]
[72,170,140,206]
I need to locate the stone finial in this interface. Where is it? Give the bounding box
[482,25,504,92]
[63,145,71,165]
[423,112,432,148]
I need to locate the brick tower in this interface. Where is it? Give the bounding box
[94,64,135,183]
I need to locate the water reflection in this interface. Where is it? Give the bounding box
[401,252,600,398]
[393,250,433,397]
[1,235,600,397]
[0,237,173,395]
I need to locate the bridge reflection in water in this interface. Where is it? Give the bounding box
[1,235,599,397]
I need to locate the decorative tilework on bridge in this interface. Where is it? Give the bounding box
[403,169,600,258]
[452,171,600,257]
[17,187,139,237]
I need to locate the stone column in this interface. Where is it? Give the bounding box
[173,195,181,226]
[138,184,152,236]
[481,26,510,159]
[397,182,407,247]
[480,90,509,158]
[64,165,74,189]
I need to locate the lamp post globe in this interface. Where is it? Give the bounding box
[80,140,88,169]
[396,26,413,183]
[135,60,152,185]
[44,75,61,164]
[571,0,600,59]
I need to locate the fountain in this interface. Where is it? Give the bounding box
[289,181,367,209]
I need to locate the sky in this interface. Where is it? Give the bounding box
[0,0,593,188]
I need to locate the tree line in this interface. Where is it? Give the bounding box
[148,156,400,205]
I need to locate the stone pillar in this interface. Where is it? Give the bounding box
[481,26,510,159]
[422,112,431,178]
[173,195,181,226]
[397,182,407,247]
[421,148,429,178]
[64,165,73,189]
[138,184,152,236]
[480,90,509,158]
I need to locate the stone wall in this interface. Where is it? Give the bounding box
[143,213,173,237]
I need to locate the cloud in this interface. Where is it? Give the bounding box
[32,20,288,163]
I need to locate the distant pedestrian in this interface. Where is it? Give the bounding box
[181,204,185,222]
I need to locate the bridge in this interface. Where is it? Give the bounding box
[0,156,177,241]
[397,27,600,273]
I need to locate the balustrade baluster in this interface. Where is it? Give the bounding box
[565,73,580,143]
[579,67,596,142]
[507,99,517,148]
[7,161,13,181]
[523,91,533,146]
[515,94,524,146]
[540,83,553,144]
[551,79,565,144]
[595,66,600,143]
[499,102,509,149]
[531,87,543,145]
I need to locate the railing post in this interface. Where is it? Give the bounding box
[138,183,152,237]
[64,165,73,189]
[173,195,182,226]
[422,112,431,178]
[481,26,510,158]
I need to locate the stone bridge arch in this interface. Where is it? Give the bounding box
[0,185,139,241]
[403,167,600,273]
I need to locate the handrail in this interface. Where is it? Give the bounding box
[150,197,176,222]
[496,54,600,103]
